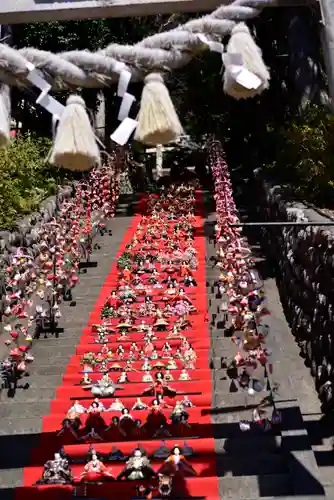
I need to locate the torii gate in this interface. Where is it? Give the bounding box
[0,0,317,24]
[0,0,333,110]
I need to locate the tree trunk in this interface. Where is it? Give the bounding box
[285,7,329,109]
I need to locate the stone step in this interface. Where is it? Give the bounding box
[31,340,80,351]
[217,452,288,476]
[216,435,282,454]
[29,364,67,376]
[0,470,23,489]
[16,375,63,389]
[0,389,55,406]
[0,401,51,419]
[219,473,292,499]
[0,417,43,435]
[28,345,80,358]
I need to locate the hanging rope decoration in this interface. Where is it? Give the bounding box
[135,73,184,145]
[0,0,273,170]
[49,95,101,171]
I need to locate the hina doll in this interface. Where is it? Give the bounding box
[36,452,73,485]
[180,395,194,408]
[105,416,123,441]
[68,400,86,415]
[80,427,104,443]
[88,398,107,413]
[179,369,191,381]
[116,344,125,359]
[162,342,172,358]
[144,340,154,358]
[155,317,169,332]
[121,266,132,283]
[117,329,130,341]
[165,370,174,382]
[139,296,156,316]
[58,411,81,442]
[132,397,148,410]
[167,325,181,339]
[80,373,93,386]
[90,373,122,397]
[170,402,189,425]
[164,303,174,317]
[106,290,120,309]
[167,358,178,370]
[163,276,174,287]
[157,445,197,478]
[108,398,125,411]
[125,360,138,372]
[136,260,146,275]
[180,261,192,278]
[119,408,136,437]
[142,371,153,383]
[117,448,157,480]
[117,371,129,384]
[96,329,108,344]
[141,358,151,371]
[153,440,170,459]
[85,408,107,435]
[142,371,177,398]
[165,260,176,275]
[184,275,197,287]
[77,452,115,482]
[144,399,169,435]
[138,320,149,332]
[151,346,159,360]
[130,341,139,355]
[176,288,195,310]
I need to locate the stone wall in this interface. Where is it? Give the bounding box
[254,171,334,412]
[0,186,72,257]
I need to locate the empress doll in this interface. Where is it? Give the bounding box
[132,397,148,410]
[142,371,176,398]
[77,452,114,482]
[37,452,73,485]
[58,411,81,443]
[144,398,168,434]
[157,445,197,477]
[117,448,157,481]
[119,407,136,437]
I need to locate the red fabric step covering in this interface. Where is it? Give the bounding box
[16,192,219,500]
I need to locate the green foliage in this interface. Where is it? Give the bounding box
[8,9,334,211]
[263,105,334,206]
[0,135,73,229]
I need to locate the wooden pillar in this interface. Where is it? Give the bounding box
[319,0,334,111]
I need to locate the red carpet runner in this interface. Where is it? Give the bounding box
[16,189,219,500]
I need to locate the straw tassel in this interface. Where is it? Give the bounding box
[49,95,100,172]
[134,73,183,146]
[223,23,270,100]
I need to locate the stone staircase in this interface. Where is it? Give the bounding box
[0,200,135,498]
[0,193,334,499]
[204,193,334,500]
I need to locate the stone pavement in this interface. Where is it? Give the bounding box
[0,193,333,499]
[204,193,334,500]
